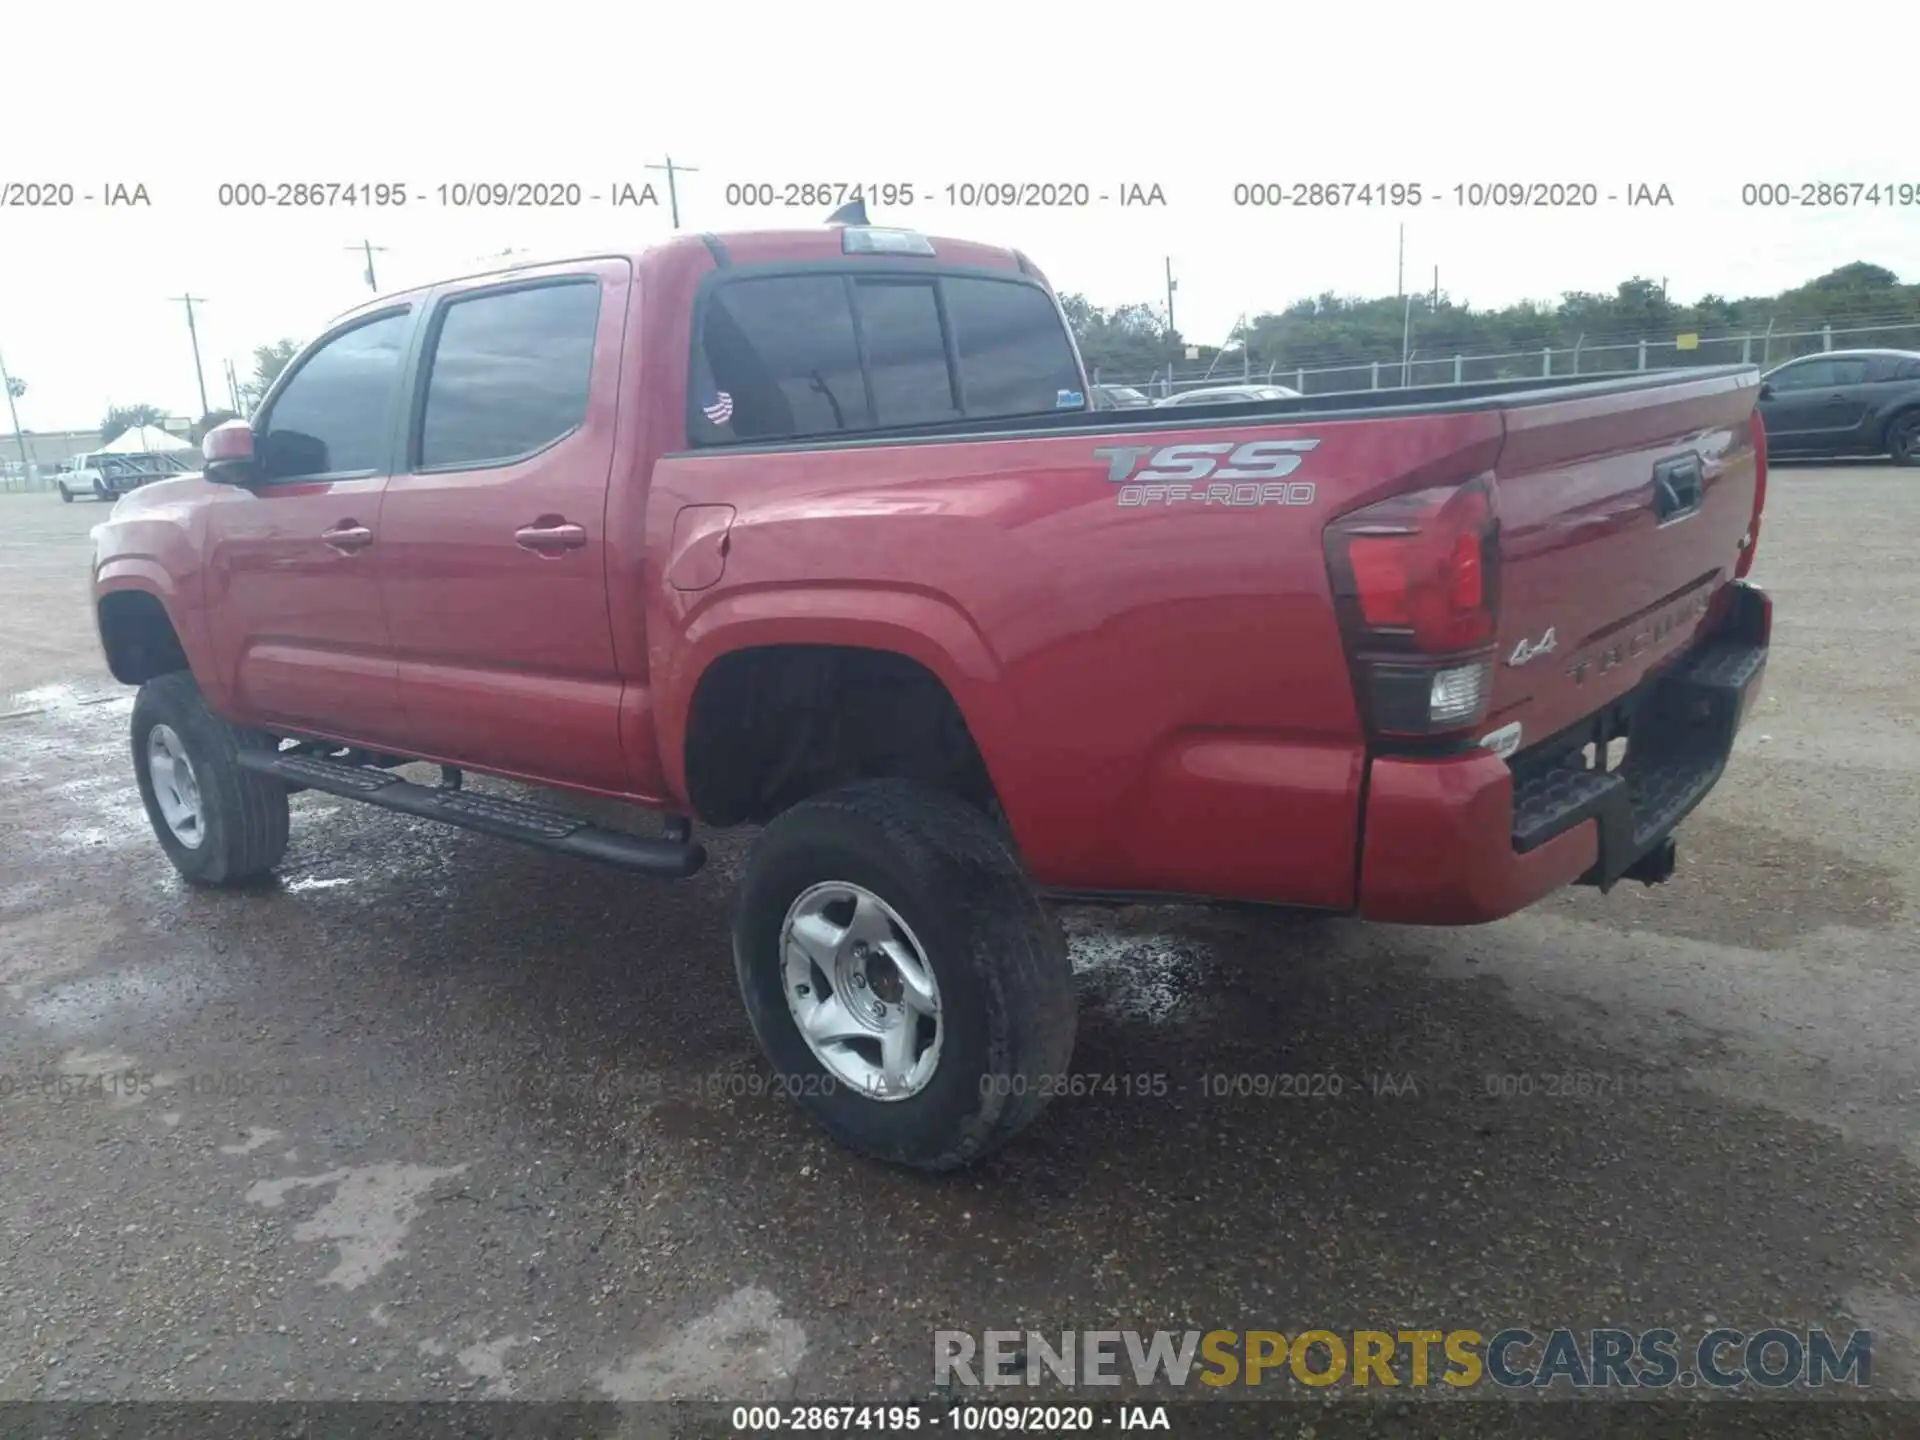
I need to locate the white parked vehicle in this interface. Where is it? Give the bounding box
[1154,384,1302,407]
[55,451,195,502]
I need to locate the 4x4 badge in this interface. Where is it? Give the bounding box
[1508,628,1557,667]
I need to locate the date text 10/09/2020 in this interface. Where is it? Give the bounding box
[730,1404,1170,1432]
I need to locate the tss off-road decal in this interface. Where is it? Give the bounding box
[1094,439,1321,509]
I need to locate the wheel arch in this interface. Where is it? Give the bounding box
[94,569,216,694]
[663,588,1023,827]
[1879,400,1920,457]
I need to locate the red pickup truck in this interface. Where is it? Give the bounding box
[91,220,1770,1170]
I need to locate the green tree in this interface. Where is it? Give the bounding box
[251,339,301,397]
[1064,260,1919,390]
[101,403,167,443]
[192,409,240,443]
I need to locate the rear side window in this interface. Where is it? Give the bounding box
[260,311,411,480]
[945,276,1084,419]
[695,269,1080,444]
[418,281,601,469]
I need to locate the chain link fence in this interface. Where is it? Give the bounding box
[1095,318,1920,400]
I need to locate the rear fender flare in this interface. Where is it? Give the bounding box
[658,585,1019,810]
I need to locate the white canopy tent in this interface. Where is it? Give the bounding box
[97,424,195,454]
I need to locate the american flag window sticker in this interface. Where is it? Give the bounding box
[702,390,734,425]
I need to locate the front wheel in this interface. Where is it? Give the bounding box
[1888,410,1920,467]
[131,672,290,885]
[732,779,1077,1171]
[57,484,73,504]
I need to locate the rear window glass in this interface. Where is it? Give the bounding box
[701,277,870,441]
[945,277,1084,419]
[854,281,959,427]
[695,270,1080,443]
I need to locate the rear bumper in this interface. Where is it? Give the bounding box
[1356,582,1770,925]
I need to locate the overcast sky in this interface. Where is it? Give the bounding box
[3,1,1913,431]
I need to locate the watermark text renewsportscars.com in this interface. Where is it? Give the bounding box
[935,1327,1872,1391]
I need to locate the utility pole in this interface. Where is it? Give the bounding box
[345,240,387,293]
[171,294,211,418]
[645,156,699,229]
[0,347,31,477]
[1398,226,1412,386]
[1164,256,1178,341]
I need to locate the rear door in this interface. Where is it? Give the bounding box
[200,307,414,745]
[375,261,631,791]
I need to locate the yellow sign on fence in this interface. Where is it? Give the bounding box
[1676,333,1700,351]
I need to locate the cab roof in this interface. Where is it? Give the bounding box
[335,227,1034,326]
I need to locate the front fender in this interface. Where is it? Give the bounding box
[93,544,220,707]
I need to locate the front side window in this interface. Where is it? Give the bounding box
[418,281,601,469]
[1769,359,1835,391]
[260,311,411,480]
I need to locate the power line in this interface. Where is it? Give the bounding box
[644,156,699,229]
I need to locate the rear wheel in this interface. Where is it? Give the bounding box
[1888,410,1920,467]
[732,779,1076,1171]
[131,672,290,885]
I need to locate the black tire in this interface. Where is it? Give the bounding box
[131,671,290,886]
[1887,410,1920,467]
[58,484,73,504]
[732,779,1076,1171]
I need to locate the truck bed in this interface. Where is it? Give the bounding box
[678,364,1758,454]
[653,361,1763,908]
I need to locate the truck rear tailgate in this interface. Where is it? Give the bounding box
[1484,368,1763,751]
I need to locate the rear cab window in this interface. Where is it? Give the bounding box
[416,279,602,470]
[691,266,1083,445]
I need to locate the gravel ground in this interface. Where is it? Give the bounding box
[1,471,1916,1418]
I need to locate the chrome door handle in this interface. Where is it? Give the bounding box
[515,522,588,551]
[321,523,373,552]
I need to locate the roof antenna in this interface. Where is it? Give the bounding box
[825,198,868,227]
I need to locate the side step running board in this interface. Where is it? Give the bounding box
[236,752,706,878]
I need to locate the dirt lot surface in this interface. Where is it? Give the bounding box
[1,471,1916,1419]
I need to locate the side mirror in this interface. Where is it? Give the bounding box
[202,420,257,484]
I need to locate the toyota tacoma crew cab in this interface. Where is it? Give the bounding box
[90,218,1771,1170]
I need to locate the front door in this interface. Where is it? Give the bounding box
[375,262,631,792]
[201,307,414,747]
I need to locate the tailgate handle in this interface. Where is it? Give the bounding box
[1652,456,1704,523]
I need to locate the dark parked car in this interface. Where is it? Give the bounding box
[1091,384,1151,410]
[1757,349,1920,465]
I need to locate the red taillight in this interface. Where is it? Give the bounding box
[1324,476,1502,739]
[1738,406,1767,580]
